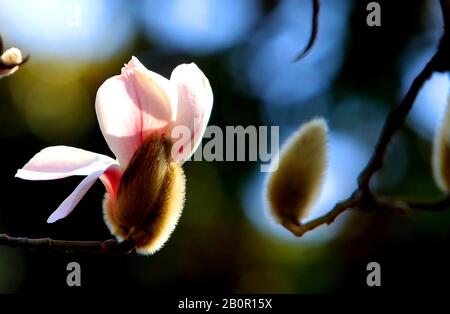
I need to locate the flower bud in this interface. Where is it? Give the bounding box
[103,136,186,255]
[266,118,328,225]
[433,98,450,193]
[0,47,26,78]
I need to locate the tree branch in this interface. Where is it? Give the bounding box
[282,196,359,237]
[2,2,450,251]
[1,32,122,255]
[0,234,135,255]
[378,196,450,212]
[283,0,450,237]
[294,0,320,61]
[357,57,437,190]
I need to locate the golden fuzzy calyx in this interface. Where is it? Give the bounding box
[266,118,328,224]
[103,135,186,255]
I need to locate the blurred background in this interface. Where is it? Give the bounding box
[0,0,450,293]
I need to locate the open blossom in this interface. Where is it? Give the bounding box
[16,57,213,254]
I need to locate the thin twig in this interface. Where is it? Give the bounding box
[357,57,437,190]
[0,234,135,255]
[286,56,439,236]
[294,0,320,61]
[283,0,450,237]
[2,2,450,250]
[282,196,359,237]
[378,196,450,212]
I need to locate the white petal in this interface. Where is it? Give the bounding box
[170,63,213,163]
[95,57,178,167]
[46,164,116,223]
[16,146,122,223]
[15,146,118,180]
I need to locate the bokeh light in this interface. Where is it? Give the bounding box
[402,49,449,140]
[1,0,449,294]
[0,0,134,61]
[139,0,261,55]
[400,0,448,140]
[9,63,94,143]
[232,0,352,106]
[330,96,408,188]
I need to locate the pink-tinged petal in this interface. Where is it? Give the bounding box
[169,63,213,163]
[95,76,142,168]
[15,146,119,180]
[99,165,122,199]
[47,163,117,223]
[95,57,178,167]
[16,146,121,208]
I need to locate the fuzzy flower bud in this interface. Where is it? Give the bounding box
[433,97,450,193]
[266,118,328,225]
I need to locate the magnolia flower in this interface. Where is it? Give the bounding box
[16,57,213,254]
[266,118,328,226]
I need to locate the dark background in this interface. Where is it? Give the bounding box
[0,0,449,293]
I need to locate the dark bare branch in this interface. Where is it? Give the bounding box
[282,0,450,237]
[0,234,135,255]
[293,0,320,61]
